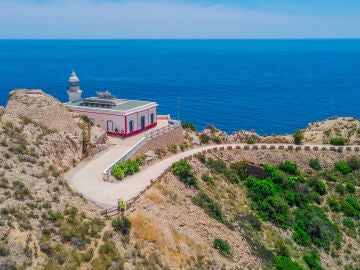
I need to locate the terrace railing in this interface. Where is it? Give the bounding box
[145,120,181,140]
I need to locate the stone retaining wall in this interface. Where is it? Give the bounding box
[132,127,184,158]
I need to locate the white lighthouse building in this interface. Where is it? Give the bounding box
[67,71,83,102]
[64,71,159,137]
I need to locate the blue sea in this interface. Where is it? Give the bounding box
[0,39,359,135]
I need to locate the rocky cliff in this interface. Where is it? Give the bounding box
[3,89,109,171]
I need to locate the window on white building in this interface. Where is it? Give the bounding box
[150,113,154,124]
[129,120,134,132]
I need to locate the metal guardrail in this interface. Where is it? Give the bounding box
[103,120,181,181]
[145,120,181,140]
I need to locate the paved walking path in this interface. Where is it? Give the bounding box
[66,142,360,209]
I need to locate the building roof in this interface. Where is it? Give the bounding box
[68,97,157,113]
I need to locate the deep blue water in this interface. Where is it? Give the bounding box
[0,39,359,135]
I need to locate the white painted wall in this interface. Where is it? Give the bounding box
[66,103,158,134]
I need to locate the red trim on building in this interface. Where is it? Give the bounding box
[145,122,157,130]
[106,122,157,138]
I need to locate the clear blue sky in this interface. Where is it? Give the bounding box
[0,0,359,38]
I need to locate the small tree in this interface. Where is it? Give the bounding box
[112,216,131,235]
[293,130,304,145]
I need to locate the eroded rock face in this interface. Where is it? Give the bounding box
[3,89,109,171]
[6,89,80,134]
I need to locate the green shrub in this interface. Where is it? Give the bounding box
[247,138,256,144]
[172,160,198,188]
[274,256,302,270]
[12,180,30,200]
[313,181,327,195]
[334,161,352,174]
[292,205,341,251]
[91,240,123,270]
[192,192,228,226]
[303,252,323,270]
[82,248,94,262]
[112,216,131,235]
[275,239,290,257]
[347,156,360,170]
[309,192,323,205]
[212,136,222,144]
[213,238,232,258]
[278,162,299,175]
[263,164,296,188]
[293,228,312,246]
[342,196,360,218]
[81,115,93,125]
[196,154,206,164]
[293,130,304,145]
[342,202,358,218]
[201,174,215,185]
[179,144,186,151]
[246,178,277,201]
[256,195,290,229]
[330,137,348,145]
[111,158,142,180]
[328,198,341,212]
[196,153,206,163]
[309,159,322,171]
[343,217,356,229]
[206,158,227,174]
[345,183,356,193]
[58,207,104,251]
[230,160,249,180]
[199,133,210,144]
[181,122,196,131]
[48,210,61,221]
[223,170,241,184]
[335,184,345,194]
[168,144,178,153]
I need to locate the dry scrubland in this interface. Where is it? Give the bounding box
[0,89,360,269]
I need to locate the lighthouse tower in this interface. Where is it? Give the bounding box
[67,70,82,103]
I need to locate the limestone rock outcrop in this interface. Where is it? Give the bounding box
[3,89,110,171]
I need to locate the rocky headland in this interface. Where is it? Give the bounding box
[0,90,359,270]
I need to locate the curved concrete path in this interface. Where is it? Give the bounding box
[66,143,360,209]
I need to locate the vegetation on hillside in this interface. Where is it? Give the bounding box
[173,153,360,269]
[111,158,143,180]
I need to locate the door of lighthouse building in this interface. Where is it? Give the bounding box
[140,116,145,130]
[106,120,113,132]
